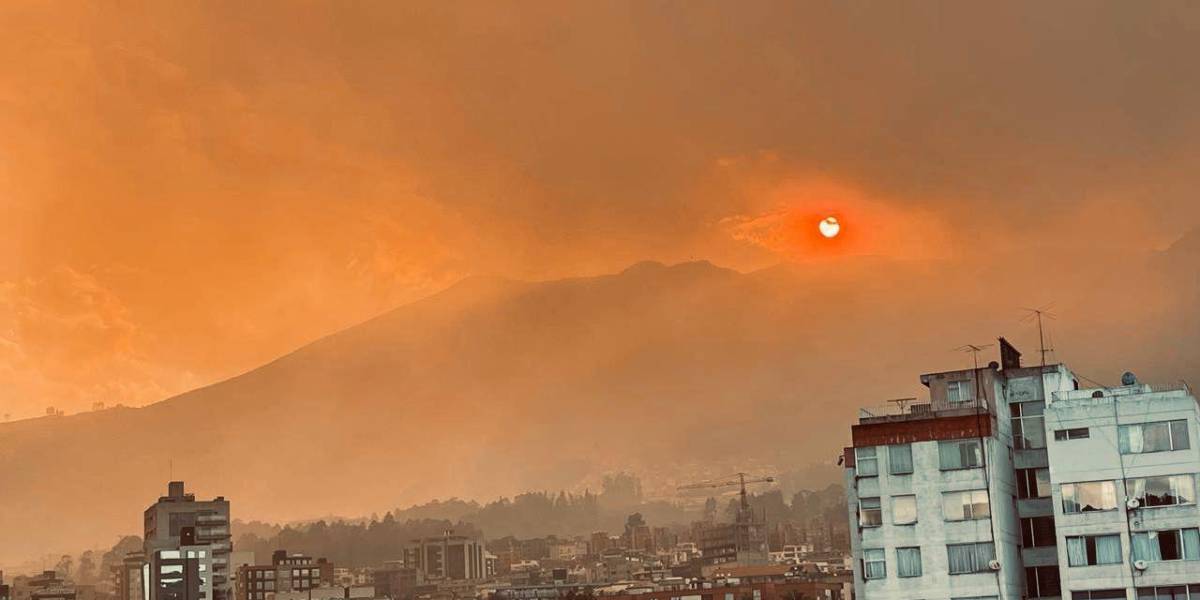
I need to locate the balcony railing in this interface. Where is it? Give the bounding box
[1052,381,1192,403]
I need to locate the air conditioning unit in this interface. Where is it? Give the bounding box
[988,559,1002,571]
[1127,498,1142,510]
[1133,560,1148,571]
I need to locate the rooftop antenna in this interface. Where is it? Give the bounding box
[1020,304,1057,366]
[886,397,918,415]
[954,343,993,370]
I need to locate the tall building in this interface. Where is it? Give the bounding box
[144,482,232,600]
[403,534,490,581]
[147,529,216,600]
[842,340,1200,600]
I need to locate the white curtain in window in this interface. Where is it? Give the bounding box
[948,545,973,573]
[1133,533,1161,561]
[864,549,886,579]
[1129,478,1147,503]
[1184,529,1200,559]
[889,445,913,474]
[1175,475,1196,504]
[939,442,958,468]
[1067,537,1088,566]
[1120,425,1144,454]
[948,543,992,573]
[896,547,922,577]
[1096,535,1122,564]
[857,447,879,476]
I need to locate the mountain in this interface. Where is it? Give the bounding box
[2,239,1198,567]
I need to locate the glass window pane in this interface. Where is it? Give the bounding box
[896,547,921,577]
[1035,469,1052,497]
[893,495,917,525]
[856,447,879,476]
[1145,422,1172,452]
[889,444,913,475]
[1171,421,1190,450]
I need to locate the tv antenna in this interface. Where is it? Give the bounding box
[1021,304,1057,366]
[886,397,918,414]
[954,343,993,369]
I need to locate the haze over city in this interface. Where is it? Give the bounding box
[1,5,1199,600]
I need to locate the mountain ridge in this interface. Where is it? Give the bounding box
[2,247,1197,568]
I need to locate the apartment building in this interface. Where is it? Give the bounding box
[1044,377,1200,600]
[843,339,1200,600]
[235,551,333,600]
[144,482,232,600]
[403,535,491,581]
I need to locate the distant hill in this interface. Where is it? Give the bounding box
[2,233,1197,568]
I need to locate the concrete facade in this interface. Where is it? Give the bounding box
[1045,382,1200,600]
[844,355,1078,600]
[845,348,1200,600]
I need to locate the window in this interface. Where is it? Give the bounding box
[1131,528,1200,561]
[1012,402,1046,449]
[946,542,995,574]
[896,547,922,577]
[893,495,917,525]
[856,447,879,477]
[1017,468,1051,499]
[859,497,882,527]
[1128,474,1196,508]
[863,548,886,579]
[939,439,983,470]
[1054,428,1090,441]
[1066,534,1123,566]
[1025,565,1061,598]
[1120,420,1190,454]
[943,490,990,521]
[1062,481,1118,513]
[947,380,975,403]
[1021,516,1057,547]
[1073,591,1127,600]
[1138,585,1200,600]
[888,444,913,475]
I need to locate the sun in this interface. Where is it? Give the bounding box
[818,216,841,238]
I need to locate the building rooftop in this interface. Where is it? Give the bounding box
[1051,381,1192,403]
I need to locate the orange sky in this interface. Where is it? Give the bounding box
[3,1,1200,420]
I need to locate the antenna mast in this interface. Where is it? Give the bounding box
[1021,304,1057,366]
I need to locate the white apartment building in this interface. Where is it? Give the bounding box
[844,340,1199,600]
[1045,380,1200,600]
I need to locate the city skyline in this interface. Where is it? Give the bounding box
[3,4,1200,600]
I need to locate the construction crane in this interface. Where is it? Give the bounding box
[677,472,776,520]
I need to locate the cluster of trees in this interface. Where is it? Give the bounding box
[46,536,142,585]
[382,472,673,540]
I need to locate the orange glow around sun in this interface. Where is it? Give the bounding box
[723,178,953,261]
